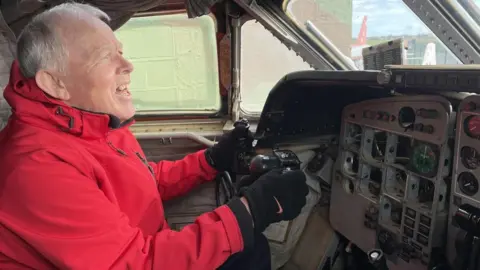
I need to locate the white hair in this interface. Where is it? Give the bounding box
[16,2,111,78]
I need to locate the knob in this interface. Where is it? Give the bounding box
[377,70,392,85]
[368,249,389,270]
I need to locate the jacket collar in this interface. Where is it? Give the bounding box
[3,61,134,139]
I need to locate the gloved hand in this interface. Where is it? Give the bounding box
[239,169,309,233]
[235,174,256,191]
[205,124,253,172]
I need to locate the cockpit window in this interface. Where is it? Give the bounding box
[239,0,466,115]
[240,21,314,114]
[284,0,462,70]
[115,13,221,114]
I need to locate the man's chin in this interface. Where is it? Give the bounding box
[117,108,136,123]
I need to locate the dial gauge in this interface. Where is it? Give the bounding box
[465,116,480,138]
[411,144,437,175]
[458,172,479,197]
[461,146,480,170]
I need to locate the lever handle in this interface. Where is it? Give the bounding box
[368,249,389,270]
[233,118,250,129]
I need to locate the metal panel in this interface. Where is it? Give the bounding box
[403,0,480,64]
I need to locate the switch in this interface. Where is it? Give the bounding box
[406,208,416,218]
[423,125,434,134]
[420,215,431,226]
[382,113,390,121]
[416,109,439,119]
[417,234,429,246]
[404,217,415,227]
[418,225,430,236]
[404,226,414,238]
[414,123,424,131]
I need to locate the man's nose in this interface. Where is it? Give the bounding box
[120,57,134,74]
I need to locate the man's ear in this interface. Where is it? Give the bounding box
[35,69,70,100]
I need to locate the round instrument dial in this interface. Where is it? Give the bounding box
[412,144,437,175]
[465,116,480,138]
[461,146,480,170]
[398,106,416,128]
[458,172,479,197]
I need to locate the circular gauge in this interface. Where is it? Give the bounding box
[461,146,480,170]
[411,144,437,175]
[458,172,479,196]
[465,116,480,138]
[398,107,416,128]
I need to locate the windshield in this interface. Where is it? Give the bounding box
[239,0,469,115]
[284,0,462,70]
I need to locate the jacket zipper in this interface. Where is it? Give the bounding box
[106,132,155,182]
[107,141,127,156]
[135,152,156,179]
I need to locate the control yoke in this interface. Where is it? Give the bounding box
[215,119,302,206]
[249,149,302,176]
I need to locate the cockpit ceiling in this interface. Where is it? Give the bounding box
[0,0,219,36]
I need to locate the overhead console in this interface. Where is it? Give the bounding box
[377,64,480,94]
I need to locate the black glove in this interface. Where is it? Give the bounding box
[239,169,309,233]
[235,174,256,191]
[205,124,253,172]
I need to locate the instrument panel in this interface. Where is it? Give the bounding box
[331,96,454,270]
[447,95,480,267]
[249,68,480,269]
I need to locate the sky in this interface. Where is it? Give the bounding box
[351,0,432,37]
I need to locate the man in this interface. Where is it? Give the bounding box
[0,3,309,270]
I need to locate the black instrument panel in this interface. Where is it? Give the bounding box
[253,70,391,148]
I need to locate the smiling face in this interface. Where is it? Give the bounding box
[36,14,135,122]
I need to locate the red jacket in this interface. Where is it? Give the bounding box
[0,62,253,269]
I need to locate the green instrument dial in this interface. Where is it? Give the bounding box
[412,144,437,175]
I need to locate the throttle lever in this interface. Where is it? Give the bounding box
[368,249,389,270]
